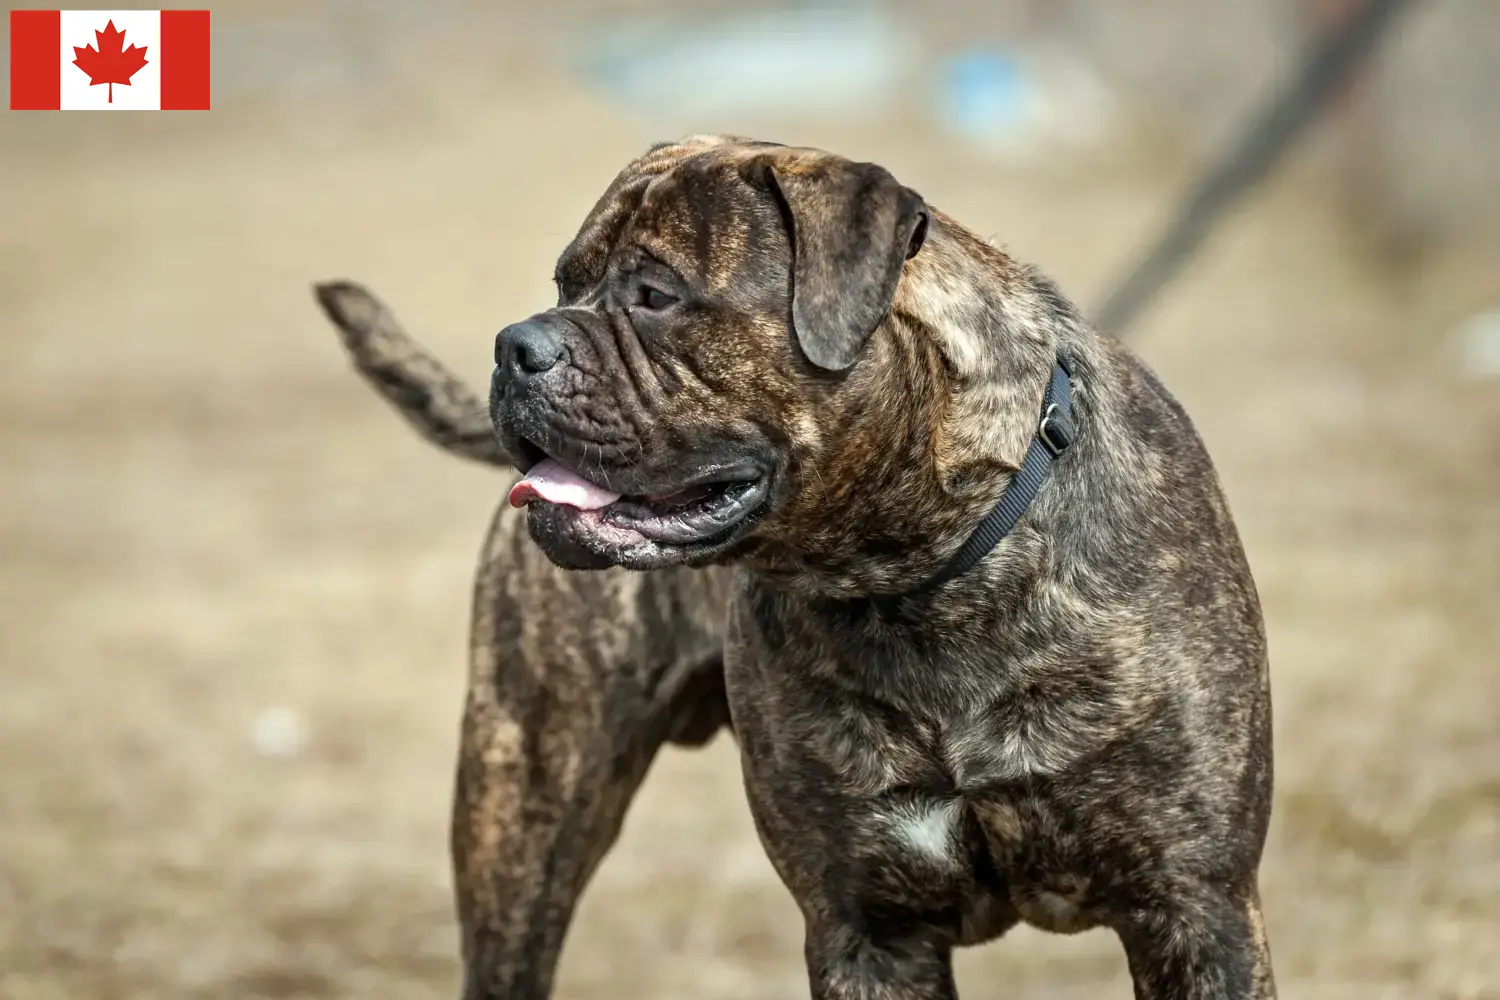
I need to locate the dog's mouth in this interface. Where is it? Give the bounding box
[507,440,769,549]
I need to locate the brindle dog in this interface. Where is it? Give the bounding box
[315,134,1275,1000]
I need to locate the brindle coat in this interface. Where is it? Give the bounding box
[315,134,1275,999]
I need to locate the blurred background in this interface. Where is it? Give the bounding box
[2,1,1498,997]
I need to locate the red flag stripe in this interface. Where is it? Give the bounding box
[9,9,62,111]
[159,9,211,110]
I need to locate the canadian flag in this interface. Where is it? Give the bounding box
[10,9,210,110]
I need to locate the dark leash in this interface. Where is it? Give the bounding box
[1092,0,1418,336]
[876,0,1417,608]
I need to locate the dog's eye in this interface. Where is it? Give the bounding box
[637,286,678,311]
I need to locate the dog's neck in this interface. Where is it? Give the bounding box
[741,218,1118,604]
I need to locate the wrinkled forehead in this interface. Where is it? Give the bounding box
[553,137,787,292]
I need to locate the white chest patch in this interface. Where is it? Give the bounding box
[878,799,963,867]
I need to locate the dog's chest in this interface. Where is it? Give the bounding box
[822,691,1096,800]
[841,785,1098,938]
[866,796,966,868]
[824,705,1107,937]
[730,588,1110,933]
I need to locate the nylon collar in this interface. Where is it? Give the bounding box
[896,359,1076,600]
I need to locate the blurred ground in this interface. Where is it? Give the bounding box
[2,2,1499,999]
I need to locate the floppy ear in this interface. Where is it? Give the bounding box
[763,156,929,372]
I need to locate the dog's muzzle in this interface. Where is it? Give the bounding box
[494,318,565,387]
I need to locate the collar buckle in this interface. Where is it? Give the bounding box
[1038,402,1074,457]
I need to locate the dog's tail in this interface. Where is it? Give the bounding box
[313,281,513,470]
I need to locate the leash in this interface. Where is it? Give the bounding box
[1092,0,1417,335]
[894,359,1075,602]
[876,0,1415,606]
[862,0,1417,601]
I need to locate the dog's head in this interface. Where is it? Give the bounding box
[492,135,1055,578]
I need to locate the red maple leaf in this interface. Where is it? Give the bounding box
[72,20,149,104]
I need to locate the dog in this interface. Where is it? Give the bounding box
[316,134,1276,1000]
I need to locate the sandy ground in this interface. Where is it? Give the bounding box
[3,5,1499,999]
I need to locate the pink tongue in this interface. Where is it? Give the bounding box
[508,458,622,510]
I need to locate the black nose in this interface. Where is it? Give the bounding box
[495,320,564,378]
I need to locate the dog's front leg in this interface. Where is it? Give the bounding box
[1117,884,1276,1000]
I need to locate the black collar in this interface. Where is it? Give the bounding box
[895,358,1076,600]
